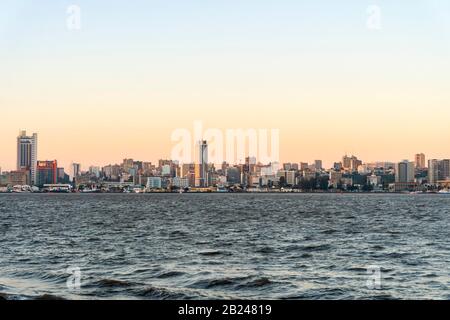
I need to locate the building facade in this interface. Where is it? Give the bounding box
[17,130,38,185]
[395,160,415,183]
[195,140,208,187]
[415,153,426,169]
[36,160,58,187]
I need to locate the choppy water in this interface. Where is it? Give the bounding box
[0,193,449,300]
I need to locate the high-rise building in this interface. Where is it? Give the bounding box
[122,159,134,173]
[428,159,439,184]
[226,167,241,185]
[195,140,208,187]
[17,130,38,185]
[429,159,450,184]
[57,168,70,184]
[36,160,58,187]
[441,159,450,180]
[314,160,323,171]
[395,160,415,183]
[71,163,81,180]
[89,166,101,178]
[342,155,361,172]
[286,171,296,185]
[415,153,426,169]
[245,157,257,174]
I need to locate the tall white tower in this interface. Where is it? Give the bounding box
[17,130,38,185]
[195,140,208,187]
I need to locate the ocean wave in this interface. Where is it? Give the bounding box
[256,246,275,254]
[191,276,273,291]
[156,271,185,279]
[95,279,134,288]
[236,277,272,289]
[191,278,237,289]
[136,286,188,300]
[198,250,232,256]
[300,244,332,252]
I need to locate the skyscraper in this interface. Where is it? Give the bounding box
[428,159,439,185]
[17,130,38,185]
[414,153,426,169]
[428,159,450,184]
[71,163,81,180]
[195,140,208,187]
[395,160,415,183]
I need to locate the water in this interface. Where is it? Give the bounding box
[0,193,449,300]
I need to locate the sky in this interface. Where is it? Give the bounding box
[1,0,450,171]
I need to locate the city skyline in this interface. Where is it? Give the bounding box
[1,1,450,172]
[0,128,448,173]
[1,128,450,193]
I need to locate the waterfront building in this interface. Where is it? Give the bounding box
[6,170,29,186]
[390,182,418,192]
[17,130,38,185]
[367,174,382,187]
[57,168,70,184]
[171,177,189,188]
[440,160,450,180]
[36,160,58,187]
[0,172,7,186]
[195,140,208,187]
[147,177,162,189]
[103,164,121,181]
[261,175,276,187]
[395,160,415,183]
[71,163,81,180]
[428,159,450,185]
[341,177,354,188]
[428,159,439,184]
[286,171,296,186]
[329,171,343,188]
[226,167,241,185]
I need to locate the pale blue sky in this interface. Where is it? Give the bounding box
[1,1,450,170]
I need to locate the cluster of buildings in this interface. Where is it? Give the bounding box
[1,131,450,193]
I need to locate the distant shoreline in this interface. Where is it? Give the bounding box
[0,191,448,195]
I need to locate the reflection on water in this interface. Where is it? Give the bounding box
[0,193,449,300]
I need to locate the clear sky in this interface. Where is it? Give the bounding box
[1,0,450,171]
